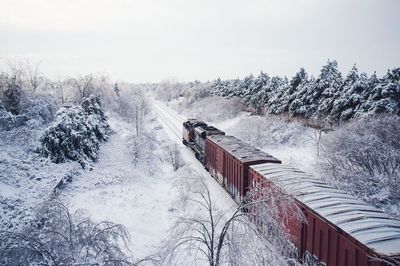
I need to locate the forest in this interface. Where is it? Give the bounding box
[210,60,400,123]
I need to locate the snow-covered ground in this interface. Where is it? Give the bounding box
[152,101,237,212]
[59,115,179,259]
[0,125,81,231]
[58,103,238,263]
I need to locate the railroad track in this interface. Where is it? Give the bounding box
[155,102,186,123]
[152,101,185,141]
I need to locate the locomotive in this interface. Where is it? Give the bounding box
[182,119,400,266]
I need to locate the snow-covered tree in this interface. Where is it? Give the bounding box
[244,72,270,114]
[2,80,22,115]
[330,64,369,121]
[40,94,111,167]
[117,88,149,136]
[209,60,398,122]
[0,200,133,265]
[161,179,303,265]
[314,59,343,119]
[288,70,314,117]
[67,74,96,103]
[267,76,290,114]
[359,68,400,117]
[113,82,120,98]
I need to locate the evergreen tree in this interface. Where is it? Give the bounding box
[244,72,270,113]
[267,76,289,114]
[113,82,120,98]
[210,60,399,121]
[289,76,316,118]
[363,68,400,116]
[330,64,368,121]
[315,59,343,119]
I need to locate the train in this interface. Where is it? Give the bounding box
[182,119,400,266]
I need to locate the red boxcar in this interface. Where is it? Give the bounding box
[205,135,281,203]
[249,163,400,266]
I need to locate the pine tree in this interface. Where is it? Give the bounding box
[315,59,343,119]
[209,61,399,121]
[113,82,120,98]
[330,64,367,121]
[267,76,289,114]
[244,72,270,113]
[366,68,400,115]
[289,76,316,117]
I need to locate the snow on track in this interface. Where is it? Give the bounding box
[151,100,237,210]
[152,101,186,141]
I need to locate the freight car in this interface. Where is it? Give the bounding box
[249,164,400,266]
[182,119,400,265]
[205,134,281,203]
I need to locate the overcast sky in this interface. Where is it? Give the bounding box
[0,0,399,83]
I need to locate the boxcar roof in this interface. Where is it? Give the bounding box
[250,163,400,256]
[207,135,280,163]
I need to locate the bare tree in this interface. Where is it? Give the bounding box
[23,60,42,93]
[50,79,70,105]
[6,59,25,89]
[131,90,149,136]
[167,143,184,171]
[117,88,149,136]
[0,199,133,265]
[160,178,304,266]
[68,74,95,102]
[306,124,333,156]
[94,74,116,108]
[5,59,43,93]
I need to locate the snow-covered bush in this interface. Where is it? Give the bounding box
[184,96,242,122]
[0,98,29,130]
[154,79,185,101]
[231,116,310,149]
[20,94,58,124]
[153,79,210,103]
[0,200,132,265]
[1,82,22,115]
[318,115,400,215]
[128,132,157,173]
[40,94,111,167]
[182,81,211,103]
[166,143,184,171]
[0,98,5,114]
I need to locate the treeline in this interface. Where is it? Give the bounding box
[210,60,400,123]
